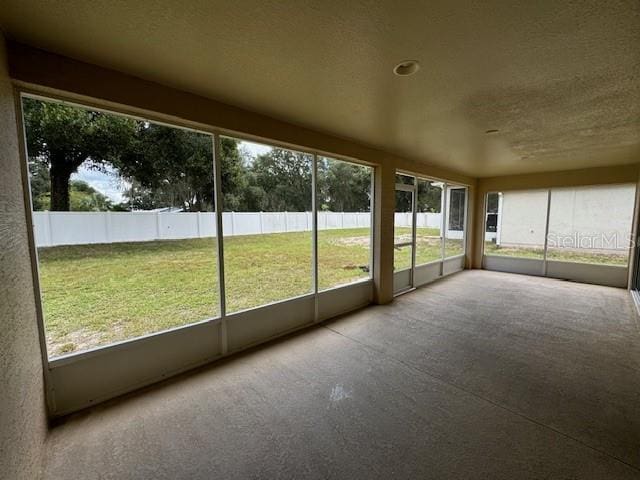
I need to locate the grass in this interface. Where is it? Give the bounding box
[41,228,625,357]
[484,242,628,265]
[393,227,464,270]
[39,228,373,356]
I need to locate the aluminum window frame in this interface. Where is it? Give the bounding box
[482,185,635,286]
[315,155,375,294]
[393,171,470,294]
[15,89,378,401]
[443,183,469,261]
[20,93,226,361]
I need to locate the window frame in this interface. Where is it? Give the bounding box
[315,155,375,292]
[443,183,469,260]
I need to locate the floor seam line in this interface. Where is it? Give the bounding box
[321,324,640,473]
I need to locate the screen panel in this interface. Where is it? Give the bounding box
[24,96,220,358]
[220,136,313,313]
[394,189,414,272]
[415,179,443,265]
[444,186,467,258]
[547,184,635,266]
[484,190,547,259]
[317,157,373,290]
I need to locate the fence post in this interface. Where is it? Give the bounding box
[45,211,53,247]
[284,211,288,233]
[259,211,264,234]
[230,211,235,236]
[197,211,202,238]
[105,211,112,243]
[155,212,162,240]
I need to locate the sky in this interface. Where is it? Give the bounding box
[73,140,273,203]
[72,164,130,203]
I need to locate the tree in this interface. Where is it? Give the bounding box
[317,158,371,211]
[417,181,443,213]
[24,97,379,215]
[23,98,251,213]
[68,181,114,211]
[116,123,216,211]
[23,98,137,211]
[28,160,51,211]
[220,138,252,211]
[32,179,115,211]
[251,148,313,211]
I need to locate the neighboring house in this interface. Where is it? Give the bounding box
[488,184,635,251]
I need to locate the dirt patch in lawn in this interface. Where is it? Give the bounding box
[48,324,127,357]
[332,236,371,247]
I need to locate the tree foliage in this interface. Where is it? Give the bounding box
[33,178,115,212]
[317,158,371,212]
[23,97,137,211]
[249,149,313,211]
[117,123,215,211]
[24,98,374,214]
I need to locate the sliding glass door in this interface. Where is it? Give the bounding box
[393,172,468,294]
[394,176,415,293]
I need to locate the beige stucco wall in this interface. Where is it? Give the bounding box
[0,34,48,479]
[499,190,549,248]
[548,184,635,250]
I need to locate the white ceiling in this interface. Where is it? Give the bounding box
[1,0,639,177]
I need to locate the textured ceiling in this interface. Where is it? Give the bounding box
[1,0,639,177]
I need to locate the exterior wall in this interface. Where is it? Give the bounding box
[0,34,47,480]
[488,184,635,250]
[547,184,635,250]
[498,190,548,248]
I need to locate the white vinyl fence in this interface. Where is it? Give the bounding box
[33,211,447,247]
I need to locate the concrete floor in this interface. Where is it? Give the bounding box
[42,270,640,479]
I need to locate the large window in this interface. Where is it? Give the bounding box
[547,184,635,266]
[25,96,220,357]
[220,137,313,313]
[317,157,373,290]
[484,190,548,259]
[24,96,378,360]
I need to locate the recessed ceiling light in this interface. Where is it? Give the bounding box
[485,129,499,134]
[393,60,420,76]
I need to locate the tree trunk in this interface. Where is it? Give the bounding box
[50,170,71,211]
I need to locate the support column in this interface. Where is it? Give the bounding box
[373,163,395,304]
[0,32,48,479]
[471,183,485,269]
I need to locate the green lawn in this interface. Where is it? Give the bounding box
[41,228,626,357]
[484,242,628,265]
[39,228,372,356]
